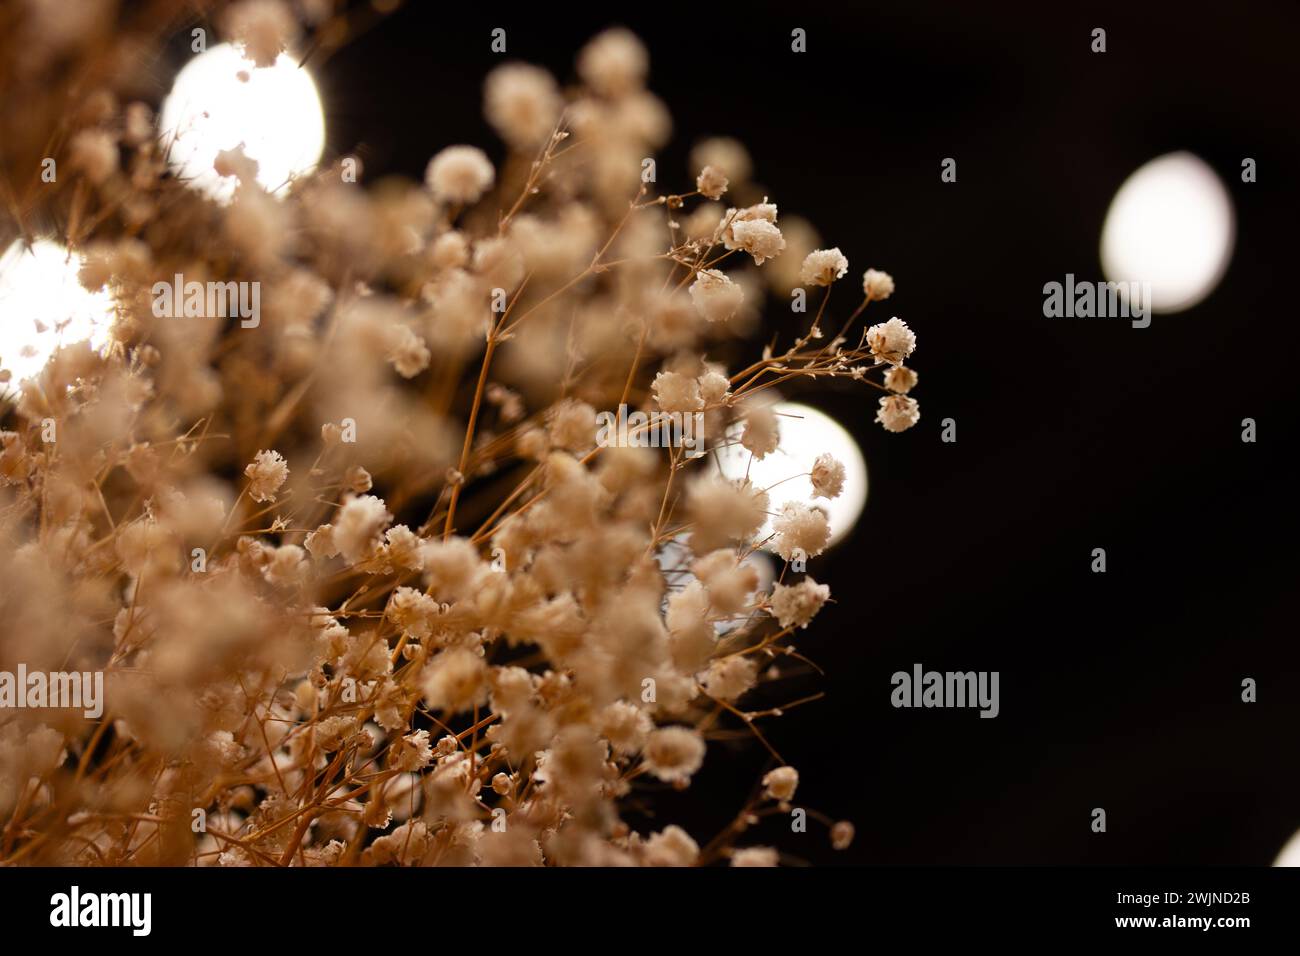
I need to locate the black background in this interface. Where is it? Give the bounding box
[295,0,1298,864]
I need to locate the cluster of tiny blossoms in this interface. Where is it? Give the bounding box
[0,3,921,866]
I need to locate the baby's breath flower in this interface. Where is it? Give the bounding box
[222,0,298,68]
[682,202,724,241]
[393,730,434,772]
[577,28,648,97]
[0,431,29,485]
[382,525,424,571]
[304,523,337,558]
[865,316,917,366]
[421,647,489,714]
[421,537,487,602]
[687,476,770,552]
[490,666,535,714]
[244,449,288,503]
[810,453,846,500]
[484,63,561,148]
[214,144,259,184]
[425,145,495,205]
[643,825,700,866]
[729,218,785,265]
[692,549,760,614]
[67,129,118,185]
[226,184,285,264]
[691,137,753,183]
[740,404,780,460]
[263,544,307,588]
[688,268,745,323]
[430,230,470,270]
[731,846,779,867]
[123,102,153,146]
[875,394,921,432]
[762,765,799,802]
[697,367,732,405]
[652,369,703,413]
[721,200,777,245]
[769,577,830,629]
[643,726,706,784]
[799,247,849,286]
[884,365,918,394]
[695,164,729,200]
[862,268,895,301]
[771,502,831,562]
[548,399,597,452]
[387,325,430,378]
[388,586,441,639]
[700,655,758,702]
[599,701,653,755]
[345,465,373,495]
[472,235,525,292]
[831,820,856,850]
[333,494,393,564]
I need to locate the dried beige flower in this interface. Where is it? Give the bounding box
[831,820,856,850]
[876,394,921,432]
[884,365,918,394]
[771,502,831,562]
[800,247,849,287]
[422,647,489,714]
[67,129,117,185]
[866,316,917,366]
[769,577,831,629]
[688,476,770,552]
[762,765,799,802]
[643,824,700,866]
[643,726,706,784]
[810,453,846,500]
[425,145,495,205]
[691,137,753,183]
[862,268,896,301]
[695,164,729,200]
[731,846,779,867]
[701,655,758,702]
[729,218,786,266]
[333,494,393,564]
[652,369,703,413]
[222,0,298,68]
[244,450,288,503]
[740,403,780,460]
[577,28,648,97]
[484,63,562,147]
[688,268,745,323]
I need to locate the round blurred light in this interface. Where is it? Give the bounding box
[0,239,114,392]
[159,42,325,202]
[1273,829,1300,867]
[716,401,868,548]
[1100,151,1234,314]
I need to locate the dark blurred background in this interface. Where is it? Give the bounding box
[316,0,1299,864]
